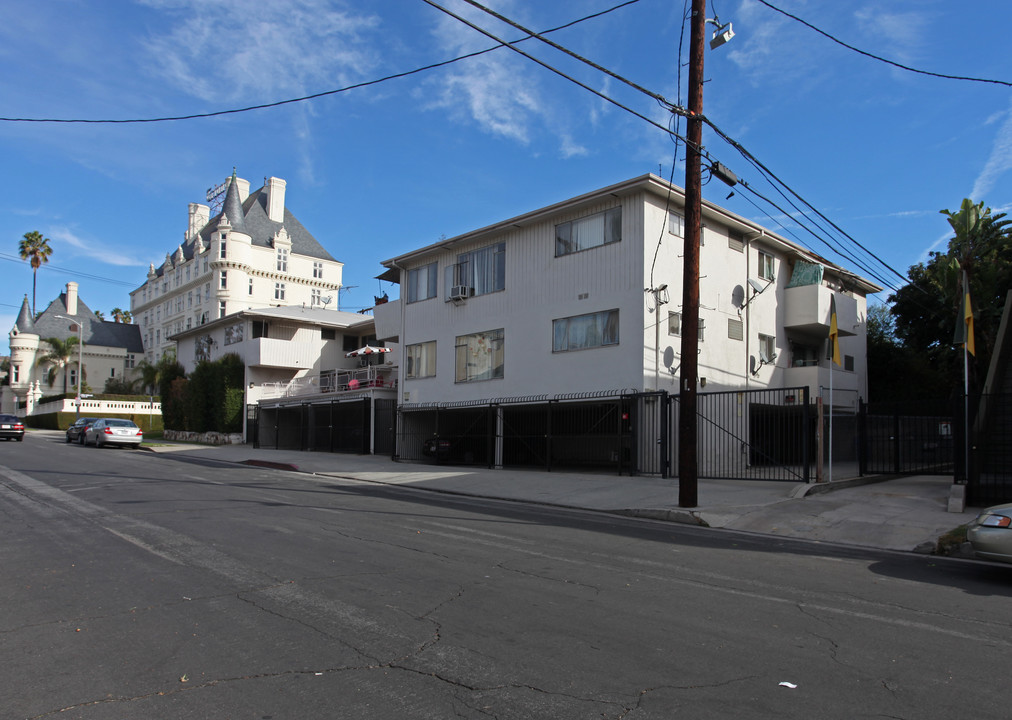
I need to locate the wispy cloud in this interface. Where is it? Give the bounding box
[48,227,146,267]
[138,0,381,103]
[421,0,546,144]
[971,98,1012,200]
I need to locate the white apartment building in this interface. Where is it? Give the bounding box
[130,171,343,363]
[374,174,881,473]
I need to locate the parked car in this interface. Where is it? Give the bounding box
[85,418,144,448]
[66,417,99,444]
[966,503,1012,564]
[0,414,25,441]
[422,437,453,460]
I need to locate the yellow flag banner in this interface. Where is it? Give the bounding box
[828,294,841,366]
[954,272,976,356]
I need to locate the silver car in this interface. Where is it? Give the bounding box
[85,418,144,448]
[966,503,1012,564]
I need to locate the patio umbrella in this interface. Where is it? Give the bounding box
[345,345,390,358]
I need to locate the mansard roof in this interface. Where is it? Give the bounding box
[33,293,143,353]
[151,176,338,279]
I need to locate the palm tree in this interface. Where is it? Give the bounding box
[18,231,53,317]
[37,336,80,394]
[135,358,160,395]
[94,310,105,320]
[110,308,133,323]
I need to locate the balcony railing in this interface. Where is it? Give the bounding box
[256,367,397,400]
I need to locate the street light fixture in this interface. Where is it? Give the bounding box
[54,314,84,419]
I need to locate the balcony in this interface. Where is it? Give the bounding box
[373,299,400,343]
[255,366,398,401]
[247,337,312,369]
[783,284,857,338]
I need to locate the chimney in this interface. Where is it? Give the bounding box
[267,177,287,223]
[66,282,79,316]
[188,202,210,239]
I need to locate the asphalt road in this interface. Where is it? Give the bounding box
[2,434,1010,719]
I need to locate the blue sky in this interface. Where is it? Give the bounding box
[2,0,1010,350]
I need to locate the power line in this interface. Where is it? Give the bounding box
[419,0,694,145]
[451,0,911,292]
[0,1,644,125]
[0,253,137,287]
[754,0,1012,88]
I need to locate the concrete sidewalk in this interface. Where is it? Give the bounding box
[142,440,984,555]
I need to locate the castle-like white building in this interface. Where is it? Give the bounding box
[130,171,344,363]
[5,283,143,413]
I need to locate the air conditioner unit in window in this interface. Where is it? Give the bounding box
[449,285,473,301]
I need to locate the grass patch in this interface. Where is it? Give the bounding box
[935,524,969,556]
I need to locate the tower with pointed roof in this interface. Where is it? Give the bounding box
[129,171,344,363]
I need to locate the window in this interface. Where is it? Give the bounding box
[248,278,254,296]
[219,300,226,318]
[186,267,191,282]
[759,333,776,362]
[791,343,819,367]
[555,207,621,256]
[312,289,321,306]
[277,247,289,272]
[70,369,77,387]
[446,243,505,298]
[321,327,336,341]
[668,211,684,237]
[205,283,211,302]
[455,329,504,383]
[406,341,436,379]
[667,312,704,341]
[12,365,18,383]
[728,230,745,252]
[553,310,619,352]
[187,291,193,308]
[186,317,192,330]
[176,297,182,313]
[219,240,227,259]
[126,354,136,369]
[219,271,227,290]
[252,320,267,339]
[156,330,161,343]
[203,258,208,273]
[313,262,323,279]
[844,355,855,372]
[407,262,438,303]
[275,282,286,300]
[758,250,775,280]
[110,367,116,378]
[728,318,744,341]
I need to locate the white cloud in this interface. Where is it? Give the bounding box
[48,227,146,267]
[971,97,1012,200]
[138,0,381,102]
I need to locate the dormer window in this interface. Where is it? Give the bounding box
[276,247,289,272]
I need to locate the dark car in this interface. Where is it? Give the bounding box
[66,417,99,444]
[422,437,453,460]
[0,414,25,441]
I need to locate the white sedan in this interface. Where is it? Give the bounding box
[85,418,144,448]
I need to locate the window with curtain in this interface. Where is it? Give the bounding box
[407,263,438,303]
[406,341,436,379]
[446,243,505,298]
[455,329,504,382]
[555,207,621,256]
[553,310,619,352]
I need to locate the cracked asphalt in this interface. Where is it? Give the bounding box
[2,434,1011,719]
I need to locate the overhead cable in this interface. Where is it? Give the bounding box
[0,0,644,125]
[754,0,1012,88]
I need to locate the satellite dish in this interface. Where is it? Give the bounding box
[759,347,777,364]
[321,296,333,307]
[748,278,766,294]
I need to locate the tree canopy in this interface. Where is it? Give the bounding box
[888,199,1011,394]
[18,231,53,317]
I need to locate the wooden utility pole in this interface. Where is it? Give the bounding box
[678,0,706,508]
